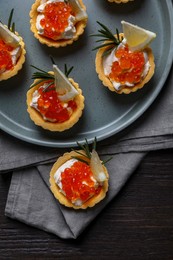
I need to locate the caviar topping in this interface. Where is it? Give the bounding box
[39,2,74,40]
[34,84,77,122]
[0,39,14,72]
[61,160,102,203]
[109,44,145,85]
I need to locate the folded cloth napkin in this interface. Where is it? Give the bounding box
[1,63,173,238]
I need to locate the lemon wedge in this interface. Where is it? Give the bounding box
[90,150,107,183]
[69,0,88,22]
[121,21,156,51]
[53,65,79,102]
[0,22,20,48]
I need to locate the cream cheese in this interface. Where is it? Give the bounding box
[10,46,22,65]
[36,0,76,40]
[103,38,150,91]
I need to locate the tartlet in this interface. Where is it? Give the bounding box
[0,10,26,81]
[26,64,85,131]
[93,21,156,94]
[49,141,109,209]
[30,0,88,48]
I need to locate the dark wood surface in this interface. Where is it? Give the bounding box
[0,149,173,260]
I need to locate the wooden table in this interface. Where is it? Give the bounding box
[0,149,173,259]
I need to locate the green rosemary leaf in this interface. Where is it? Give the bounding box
[91,21,122,53]
[30,65,50,74]
[97,21,116,40]
[102,48,114,57]
[30,64,56,91]
[95,38,111,43]
[71,156,89,165]
[8,9,14,30]
[92,41,115,51]
[43,82,55,92]
[12,22,15,33]
[29,79,48,89]
[50,55,55,65]
[31,72,54,80]
[71,149,89,159]
[64,64,74,78]
[76,141,87,153]
[98,29,116,40]
[84,138,91,159]
[101,156,113,165]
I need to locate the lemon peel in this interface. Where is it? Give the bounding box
[121,20,156,51]
[69,0,88,21]
[0,22,20,47]
[53,65,79,102]
[90,150,107,182]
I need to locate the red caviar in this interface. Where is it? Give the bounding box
[61,161,102,203]
[36,84,77,122]
[109,45,145,85]
[0,39,14,72]
[40,2,73,40]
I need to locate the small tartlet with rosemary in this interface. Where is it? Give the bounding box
[49,139,109,209]
[92,21,156,94]
[26,62,85,132]
[0,9,26,81]
[30,0,88,48]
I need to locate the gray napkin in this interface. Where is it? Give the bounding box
[4,153,145,239]
[1,64,173,238]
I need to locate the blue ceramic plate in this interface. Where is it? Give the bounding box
[0,0,173,147]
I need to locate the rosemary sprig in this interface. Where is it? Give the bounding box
[8,9,15,33]
[29,62,74,91]
[29,65,54,90]
[71,138,96,164]
[50,55,73,78]
[71,137,112,165]
[91,21,122,55]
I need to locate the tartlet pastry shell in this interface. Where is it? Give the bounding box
[95,33,155,94]
[26,77,85,131]
[0,33,26,81]
[49,150,109,209]
[30,0,88,48]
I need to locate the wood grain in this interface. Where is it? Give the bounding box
[0,149,173,259]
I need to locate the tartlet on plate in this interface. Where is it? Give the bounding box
[30,0,88,48]
[49,140,109,209]
[0,9,26,81]
[26,63,85,131]
[93,21,156,94]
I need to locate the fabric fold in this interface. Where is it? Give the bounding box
[5,152,145,239]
